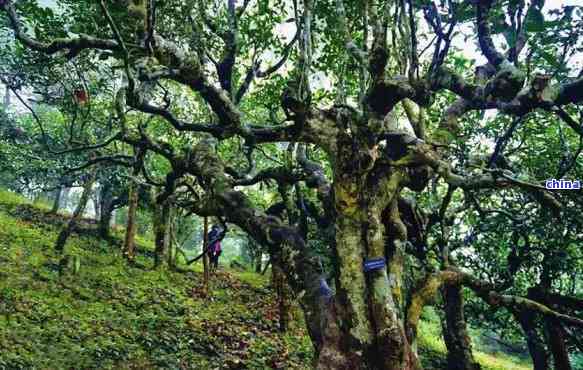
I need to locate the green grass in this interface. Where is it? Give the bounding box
[418,309,532,370]
[0,189,532,369]
[0,189,312,369]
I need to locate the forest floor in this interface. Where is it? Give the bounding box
[0,189,532,369]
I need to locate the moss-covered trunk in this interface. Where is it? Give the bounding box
[152,199,171,268]
[123,179,138,261]
[442,284,480,370]
[316,151,416,369]
[273,263,293,332]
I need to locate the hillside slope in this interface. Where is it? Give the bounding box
[0,190,531,369]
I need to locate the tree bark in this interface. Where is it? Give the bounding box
[316,167,416,370]
[55,173,95,253]
[273,263,292,332]
[516,309,549,370]
[152,198,171,268]
[544,318,572,370]
[255,250,262,273]
[442,284,480,370]
[98,183,115,239]
[50,185,63,214]
[202,216,210,296]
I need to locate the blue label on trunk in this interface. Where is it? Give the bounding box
[363,258,386,272]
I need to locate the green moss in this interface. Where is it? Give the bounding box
[418,308,532,370]
[0,189,311,369]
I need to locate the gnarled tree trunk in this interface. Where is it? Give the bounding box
[316,137,418,370]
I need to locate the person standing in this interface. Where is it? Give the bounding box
[207,224,226,271]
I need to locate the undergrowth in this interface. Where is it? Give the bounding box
[0,189,532,369]
[0,190,312,369]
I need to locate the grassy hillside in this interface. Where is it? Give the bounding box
[0,189,531,369]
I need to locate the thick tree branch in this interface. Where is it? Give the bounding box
[476,0,505,68]
[335,0,367,66]
[407,268,583,342]
[217,0,238,96]
[233,166,306,186]
[391,142,562,217]
[65,155,133,174]
[1,0,120,58]
[176,139,333,350]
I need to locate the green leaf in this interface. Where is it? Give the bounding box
[539,50,561,69]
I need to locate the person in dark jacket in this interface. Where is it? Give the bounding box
[207,224,226,271]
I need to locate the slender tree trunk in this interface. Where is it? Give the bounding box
[61,187,70,212]
[55,173,95,253]
[123,179,138,261]
[123,149,145,261]
[3,85,10,109]
[50,186,63,214]
[92,187,101,221]
[261,260,271,275]
[255,250,262,273]
[545,318,572,370]
[273,264,292,332]
[516,310,549,370]
[98,184,115,239]
[167,216,177,270]
[442,284,480,370]
[202,216,210,296]
[153,198,171,268]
